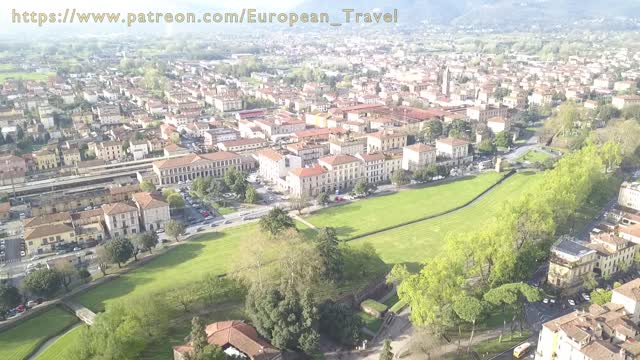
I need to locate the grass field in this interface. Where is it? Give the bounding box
[348,172,542,266]
[305,172,504,239]
[0,307,77,360]
[357,312,383,334]
[517,149,552,163]
[0,72,52,83]
[35,325,84,360]
[75,224,256,311]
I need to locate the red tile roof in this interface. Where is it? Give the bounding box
[132,192,168,209]
[102,202,137,215]
[174,321,280,360]
[405,143,436,152]
[319,154,359,166]
[289,166,327,177]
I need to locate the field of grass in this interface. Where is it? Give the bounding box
[357,312,383,334]
[35,325,84,360]
[75,224,256,311]
[348,172,542,266]
[517,149,552,163]
[305,172,504,239]
[0,307,77,360]
[0,72,52,83]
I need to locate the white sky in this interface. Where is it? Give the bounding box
[1,0,306,33]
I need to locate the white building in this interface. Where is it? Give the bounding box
[102,202,140,238]
[256,149,302,189]
[402,144,436,172]
[132,192,170,232]
[619,182,640,212]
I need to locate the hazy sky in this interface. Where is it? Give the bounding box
[1,0,306,34]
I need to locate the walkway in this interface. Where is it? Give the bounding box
[292,214,317,229]
[61,300,96,325]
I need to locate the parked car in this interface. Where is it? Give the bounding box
[582,293,591,301]
[55,249,67,255]
[15,304,25,312]
[568,299,576,306]
[73,247,82,252]
[26,300,37,307]
[543,298,549,304]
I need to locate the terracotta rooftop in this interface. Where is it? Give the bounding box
[132,192,168,209]
[257,149,284,162]
[437,138,471,147]
[102,202,137,215]
[174,321,280,360]
[319,154,359,166]
[24,223,74,240]
[289,166,327,178]
[613,278,640,301]
[0,202,10,214]
[23,212,72,228]
[405,143,436,153]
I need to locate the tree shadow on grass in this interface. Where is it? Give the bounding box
[76,242,206,312]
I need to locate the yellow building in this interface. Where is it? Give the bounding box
[34,150,59,170]
[62,148,82,166]
[547,236,597,293]
[24,224,75,255]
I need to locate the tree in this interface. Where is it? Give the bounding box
[315,227,343,281]
[105,237,134,268]
[353,179,368,196]
[0,283,21,317]
[185,316,229,360]
[165,220,186,242]
[96,246,110,276]
[245,185,259,204]
[58,262,76,292]
[318,301,362,346]
[453,296,484,352]
[583,272,598,291]
[422,120,443,143]
[391,170,411,187]
[167,193,185,209]
[139,180,156,192]
[259,208,295,236]
[622,104,640,120]
[477,139,497,155]
[316,192,330,206]
[380,339,394,360]
[595,104,620,122]
[23,268,62,298]
[132,231,159,256]
[494,131,512,148]
[290,194,310,215]
[590,288,612,305]
[245,285,320,353]
[483,282,542,337]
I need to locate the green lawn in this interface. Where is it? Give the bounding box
[0,307,77,360]
[35,325,84,360]
[517,149,552,163]
[305,172,504,239]
[0,72,52,83]
[357,312,383,334]
[348,172,542,266]
[473,332,531,358]
[74,224,256,311]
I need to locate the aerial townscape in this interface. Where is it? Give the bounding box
[2,1,640,360]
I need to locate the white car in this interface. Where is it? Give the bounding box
[568,299,576,306]
[543,298,549,304]
[582,293,591,301]
[550,298,556,304]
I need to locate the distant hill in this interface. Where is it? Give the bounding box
[293,0,640,28]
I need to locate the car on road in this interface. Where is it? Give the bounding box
[209,223,217,228]
[582,293,591,301]
[568,299,575,306]
[543,298,549,304]
[224,220,231,224]
[26,300,37,307]
[55,249,67,255]
[549,298,556,304]
[73,247,82,252]
[20,250,25,257]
